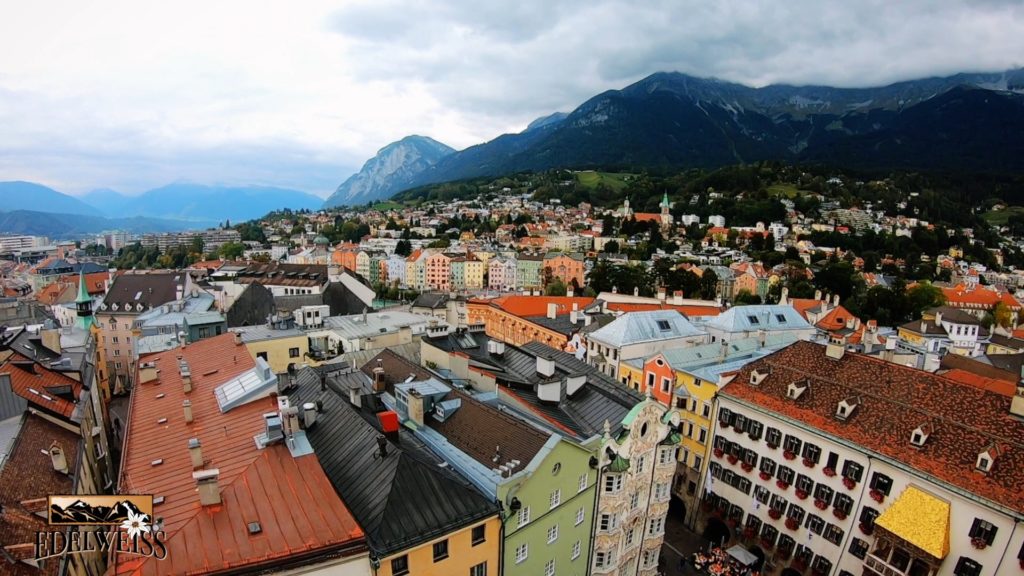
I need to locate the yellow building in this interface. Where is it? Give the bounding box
[231,325,310,373]
[464,256,486,289]
[376,517,500,576]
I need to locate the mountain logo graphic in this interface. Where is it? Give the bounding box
[48,495,153,526]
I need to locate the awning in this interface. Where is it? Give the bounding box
[726,545,757,567]
[875,486,950,559]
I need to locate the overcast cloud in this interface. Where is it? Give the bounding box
[0,0,1021,197]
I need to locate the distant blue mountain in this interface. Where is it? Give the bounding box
[0,181,103,217]
[82,183,324,222]
[0,209,206,238]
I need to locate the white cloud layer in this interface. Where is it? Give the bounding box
[0,0,1021,197]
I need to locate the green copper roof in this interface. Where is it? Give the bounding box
[609,454,631,473]
[75,271,91,304]
[661,431,682,445]
[74,271,96,331]
[621,402,645,428]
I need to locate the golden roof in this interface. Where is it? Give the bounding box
[875,486,950,559]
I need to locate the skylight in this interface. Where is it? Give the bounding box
[748,315,760,325]
[656,320,671,331]
[775,314,787,323]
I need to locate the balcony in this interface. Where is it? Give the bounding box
[862,543,937,576]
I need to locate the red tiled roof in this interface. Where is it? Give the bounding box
[939,369,1017,397]
[604,302,722,317]
[1,355,82,419]
[633,213,661,223]
[117,333,365,575]
[787,298,824,320]
[725,340,1024,513]
[940,283,1022,310]
[479,295,595,317]
[0,413,78,576]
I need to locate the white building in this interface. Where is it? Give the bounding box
[708,215,726,228]
[703,341,1024,576]
[586,310,708,379]
[703,305,816,344]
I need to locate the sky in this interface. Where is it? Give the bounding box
[0,1,1021,198]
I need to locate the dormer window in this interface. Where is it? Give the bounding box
[749,368,770,386]
[787,381,808,400]
[910,424,931,447]
[836,397,859,421]
[976,450,995,473]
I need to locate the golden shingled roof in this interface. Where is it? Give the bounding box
[875,486,951,559]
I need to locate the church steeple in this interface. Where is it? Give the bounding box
[74,271,95,330]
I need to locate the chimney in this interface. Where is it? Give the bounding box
[657,286,667,302]
[188,438,203,469]
[138,363,158,384]
[233,332,243,346]
[547,303,557,319]
[566,286,574,297]
[49,442,69,474]
[407,388,425,426]
[814,289,822,301]
[376,434,388,458]
[673,290,684,305]
[570,310,578,324]
[302,402,318,428]
[183,400,193,423]
[921,320,928,333]
[934,311,943,325]
[182,373,192,394]
[633,286,639,296]
[537,355,556,378]
[779,287,789,305]
[584,314,593,326]
[719,339,729,362]
[1011,384,1024,418]
[758,329,767,349]
[349,382,362,407]
[833,294,840,306]
[373,359,385,393]
[193,469,221,506]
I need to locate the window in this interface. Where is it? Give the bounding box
[472,524,486,545]
[599,513,619,531]
[289,347,300,358]
[969,519,998,546]
[692,455,703,472]
[747,420,763,440]
[550,489,561,509]
[571,540,581,560]
[834,494,854,516]
[795,474,814,493]
[594,550,612,568]
[823,523,844,545]
[765,427,782,447]
[646,373,655,389]
[655,483,670,501]
[953,557,983,576]
[626,525,637,546]
[698,428,707,443]
[702,403,710,418]
[842,460,864,482]
[759,457,777,476]
[802,443,821,464]
[742,449,757,467]
[432,539,449,562]
[112,336,119,343]
[575,508,585,526]
[648,517,665,536]
[470,562,487,576]
[514,544,528,564]
[642,549,658,569]
[760,524,778,547]
[636,454,646,473]
[754,485,770,505]
[787,503,805,523]
[578,473,588,492]
[718,407,733,426]
[813,483,834,506]
[630,491,640,510]
[544,559,555,576]
[849,538,869,559]
[777,466,795,485]
[805,514,824,535]
[860,507,879,530]
[605,474,623,493]
[870,472,893,496]
[547,524,559,544]
[733,414,747,432]
[517,506,531,528]
[783,434,802,454]
[656,319,671,330]
[812,556,833,576]
[391,555,410,576]
[661,377,671,393]
[659,446,676,465]
[113,349,121,356]
[770,495,787,514]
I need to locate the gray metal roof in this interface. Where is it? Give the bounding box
[321,311,432,340]
[286,370,498,557]
[587,309,706,347]
[703,304,812,333]
[230,324,306,342]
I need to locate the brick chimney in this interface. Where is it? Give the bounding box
[406,388,425,426]
[193,469,221,506]
[183,399,193,423]
[188,438,203,469]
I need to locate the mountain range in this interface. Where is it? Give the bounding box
[83,183,323,222]
[329,68,1024,206]
[322,136,454,208]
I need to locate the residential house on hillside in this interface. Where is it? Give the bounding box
[896,306,988,367]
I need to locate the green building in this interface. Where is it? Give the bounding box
[516,252,544,290]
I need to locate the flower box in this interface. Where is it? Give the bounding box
[785,517,799,531]
[822,467,836,477]
[858,522,873,536]
[842,476,856,490]
[777,547,792,561]
[776,480,790,491]
[720,420,731,429]
[741,462,754,472]
[743,527,756,539]
[971,537,988,550]
[702,501,713,512]
[783,450,796,461]
[727,518,738,529]
[802,457,816,469]
[795,489,809,500]
[760,537,775,549]
[870,489,885,503]
[814,499,828,511]
[792,557,808,571]
[833,508,848,521]
[768,508,782,520]
[714,448,724,458]
[727,454,739,465]
[766,442,778,450]
[759,471,771,481]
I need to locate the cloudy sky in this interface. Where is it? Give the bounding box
[1,1,1021,198]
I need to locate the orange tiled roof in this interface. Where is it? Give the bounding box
[1,355,82,419]
[480,295,595,317]
[941,283,1022,310]
[787,298,823,320]
[726,340,1024,513]
[35,282,76,306]
[605,302,723,317]
[940,369,1017,397]
[633,213,661,223]
[117,334,365,575]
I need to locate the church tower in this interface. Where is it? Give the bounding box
[74,271,95,331]
[660,192,674,231]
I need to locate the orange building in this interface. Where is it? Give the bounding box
[332,242,359,272]
[542,253,585,287]
[638,353,677,406]
[467,295,595,349]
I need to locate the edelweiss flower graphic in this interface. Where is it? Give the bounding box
[120,510,150,539]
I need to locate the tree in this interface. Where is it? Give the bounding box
[394,239,412,257]
[733,289,762,305]
[699,269,719,300]
[219,242,246,260]
[604,240,620,254]
[992,301,1014,329]
[545,279,567,296]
